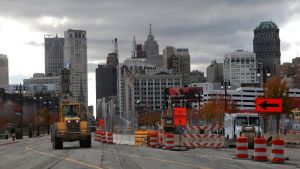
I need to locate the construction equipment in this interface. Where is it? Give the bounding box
[241,125,256,149]
[51,102,91,149]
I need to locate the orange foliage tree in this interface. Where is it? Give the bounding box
[262,76,293,133]
[200,96,236,125]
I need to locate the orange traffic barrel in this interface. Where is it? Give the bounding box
[106,132,113,144]
[236,136,248,159]
[254,137,267,161]
[271,138,284,163]
[164,133,175,150]
[101,131,107,144]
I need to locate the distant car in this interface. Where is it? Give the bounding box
[90,126,96,132]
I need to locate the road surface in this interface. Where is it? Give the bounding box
[0,136,299,169]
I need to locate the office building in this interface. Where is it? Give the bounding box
[253,21,280,77]
[190,70,206,83]
[0,54,8,85]
[96,65,117,99]
[206,60,223,83]
[64,29,88,106]
[223,50,257,86]
[44,34,64,76]
[167,48,190,85]
[144,24,162,67]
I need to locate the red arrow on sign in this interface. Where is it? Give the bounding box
[256,98,282,113]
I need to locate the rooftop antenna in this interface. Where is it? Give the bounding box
[111,38,114,53]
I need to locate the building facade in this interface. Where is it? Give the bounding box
[253,21,280,77]
[167,48,190,85]
[190,70,206,83]
[64,29,88,106]
[106,52,118,67]
[0,54,8,85]
[206,60,223,83]
[223,50,257,86]
[162,46,176,69]
[96,65,117,99]
[44,35,64,76]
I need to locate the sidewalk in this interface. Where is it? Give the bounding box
[0,136,31,146]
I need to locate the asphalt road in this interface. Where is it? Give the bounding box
[0,136,299,169]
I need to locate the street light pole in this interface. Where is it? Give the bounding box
[221,79,231,126]
[16,83,25,139]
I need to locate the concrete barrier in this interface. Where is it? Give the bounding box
[113,134,135,145]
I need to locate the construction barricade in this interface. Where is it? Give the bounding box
[95,129,102,142]
[253,137,267,161]
[182,125,224,148]
[135,130,148,146]
[149,131,159,148]
[101,131,107,144]
[157,125,164,148]
[164,133,175,150]
[236,136,248,159]
[106,132,113,144]
[271,138,284,163]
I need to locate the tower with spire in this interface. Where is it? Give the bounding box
[144,24,162,67]
[106,38,119,67]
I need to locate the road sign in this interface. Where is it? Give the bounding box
[174,108,187,127]
[99,118,104,127]
[256,98,282,113]
[176,126,185,135]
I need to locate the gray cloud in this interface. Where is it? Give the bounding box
[1,0,296,71]
[25,41,44,46]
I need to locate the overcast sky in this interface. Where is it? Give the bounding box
[1,0,300,109]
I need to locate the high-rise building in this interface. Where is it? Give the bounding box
[144,24,162,67]
[206,60,223,83]
[96,65,117,99]
[107,52,118,67]
[167,48,190,85]
[253,21,280,77]
[0,54,8,85]
[106,38,119,67]
[162,46,175,68]
[44,34,64,76]
[64,29,88,106]
[223,50,257,86]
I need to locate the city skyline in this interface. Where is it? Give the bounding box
[1,0,300,108]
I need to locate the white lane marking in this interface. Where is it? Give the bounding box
[195,154,294,169]
[25,145,102,169]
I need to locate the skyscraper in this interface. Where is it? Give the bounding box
[96,65,117,99]
[167,48,190,85]
[44,34,64,76]
[64,29,88,106]
[253,21,280,77]
[0,54,8,85]
[206,60,223,83]
[144,24,162,67]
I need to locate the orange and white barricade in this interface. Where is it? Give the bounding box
[254,137,267,161]
[271,138,284,163]
[182,125,224,148]
[101,131,107,144]
[95,129,102,142]
[150,132,159,148]
[106,132,113,144]
[164,133,175,150]
[236,136,248,159]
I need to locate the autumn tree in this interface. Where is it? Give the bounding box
[263,76,293,133]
